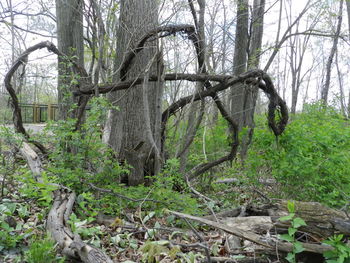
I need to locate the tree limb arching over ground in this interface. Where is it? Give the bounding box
[4,24,288,262]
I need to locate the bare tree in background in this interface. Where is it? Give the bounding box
[321,0,343,105]
[345,0,350,116]
[230,0,265,158]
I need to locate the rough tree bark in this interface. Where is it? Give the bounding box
[240,0,265,158]
[104,0,162,186]
[230,0,249,130]
[56,0,85,120]
[245,0,265,113]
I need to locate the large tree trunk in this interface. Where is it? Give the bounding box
[105,0,162,186]
[56,0,84,120]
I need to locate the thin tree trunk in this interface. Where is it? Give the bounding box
[178,0,206,174]
[335,50,346,116]
[346,0,350,116]
[321,0,343,105]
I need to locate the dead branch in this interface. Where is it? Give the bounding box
[119,24,196,80]
[209,257,270,263]
[183,217,212,263]
[3,41,89,152]
[18,137,113,262]
[73,73,231,95]
[168,210,332,255]
[47,189,113,263]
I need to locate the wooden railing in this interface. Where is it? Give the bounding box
[19,103,59,123]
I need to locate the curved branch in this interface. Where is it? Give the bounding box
[4,41,89,152]
[183,4,242,181]
[19,135,113,262]
[4,41,60,153]
[161,70,263,123]
[161,70,288,180]
[74,73,231,95]
[119,24,196,80]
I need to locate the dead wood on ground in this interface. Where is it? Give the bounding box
[169,199,350,261]
[18,141,113,263]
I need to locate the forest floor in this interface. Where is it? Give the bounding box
[1,172,346,263]
[4,124,47,134]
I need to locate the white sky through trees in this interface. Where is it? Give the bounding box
[0,0,348,112]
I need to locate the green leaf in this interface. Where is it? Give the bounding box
[334,234,344,242]
[143,211,155,224]
[129,240,138,249]
[152,240,169,246]
[288,227,297,236]
[293,241,305,253]
[1,222,11,231]
[287,201,295,213]
[280,234,294,242]
[285,252,295,263]
[279,213,295,222]
[154,221,161,229]
[292,217,307,228]
[323,250,337,258]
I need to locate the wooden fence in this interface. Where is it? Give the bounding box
[20,104,59,123]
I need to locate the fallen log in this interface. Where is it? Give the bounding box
[208,257,270,263]
[19,141,113,263]
[248,200,350,238]
[168,210,333,255]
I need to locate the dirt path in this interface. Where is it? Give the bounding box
[2,124,47,134]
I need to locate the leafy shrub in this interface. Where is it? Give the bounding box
[98,158,201,216]
[245,103,350,207]
[323,234,350,263]
[0,202,24,252]
[25,236,64,263]
[44,97,127,192]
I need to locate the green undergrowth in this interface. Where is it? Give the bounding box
[245,103,350,207]
[2,99,350,261]
[38,97,202,217]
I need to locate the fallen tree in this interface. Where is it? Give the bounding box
[168,199,350,261]
[19,141,113,263]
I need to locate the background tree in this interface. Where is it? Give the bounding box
[321,0,343,105]
[230,0,249,131]
[230,0,265,158]
[55,0,84,120]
